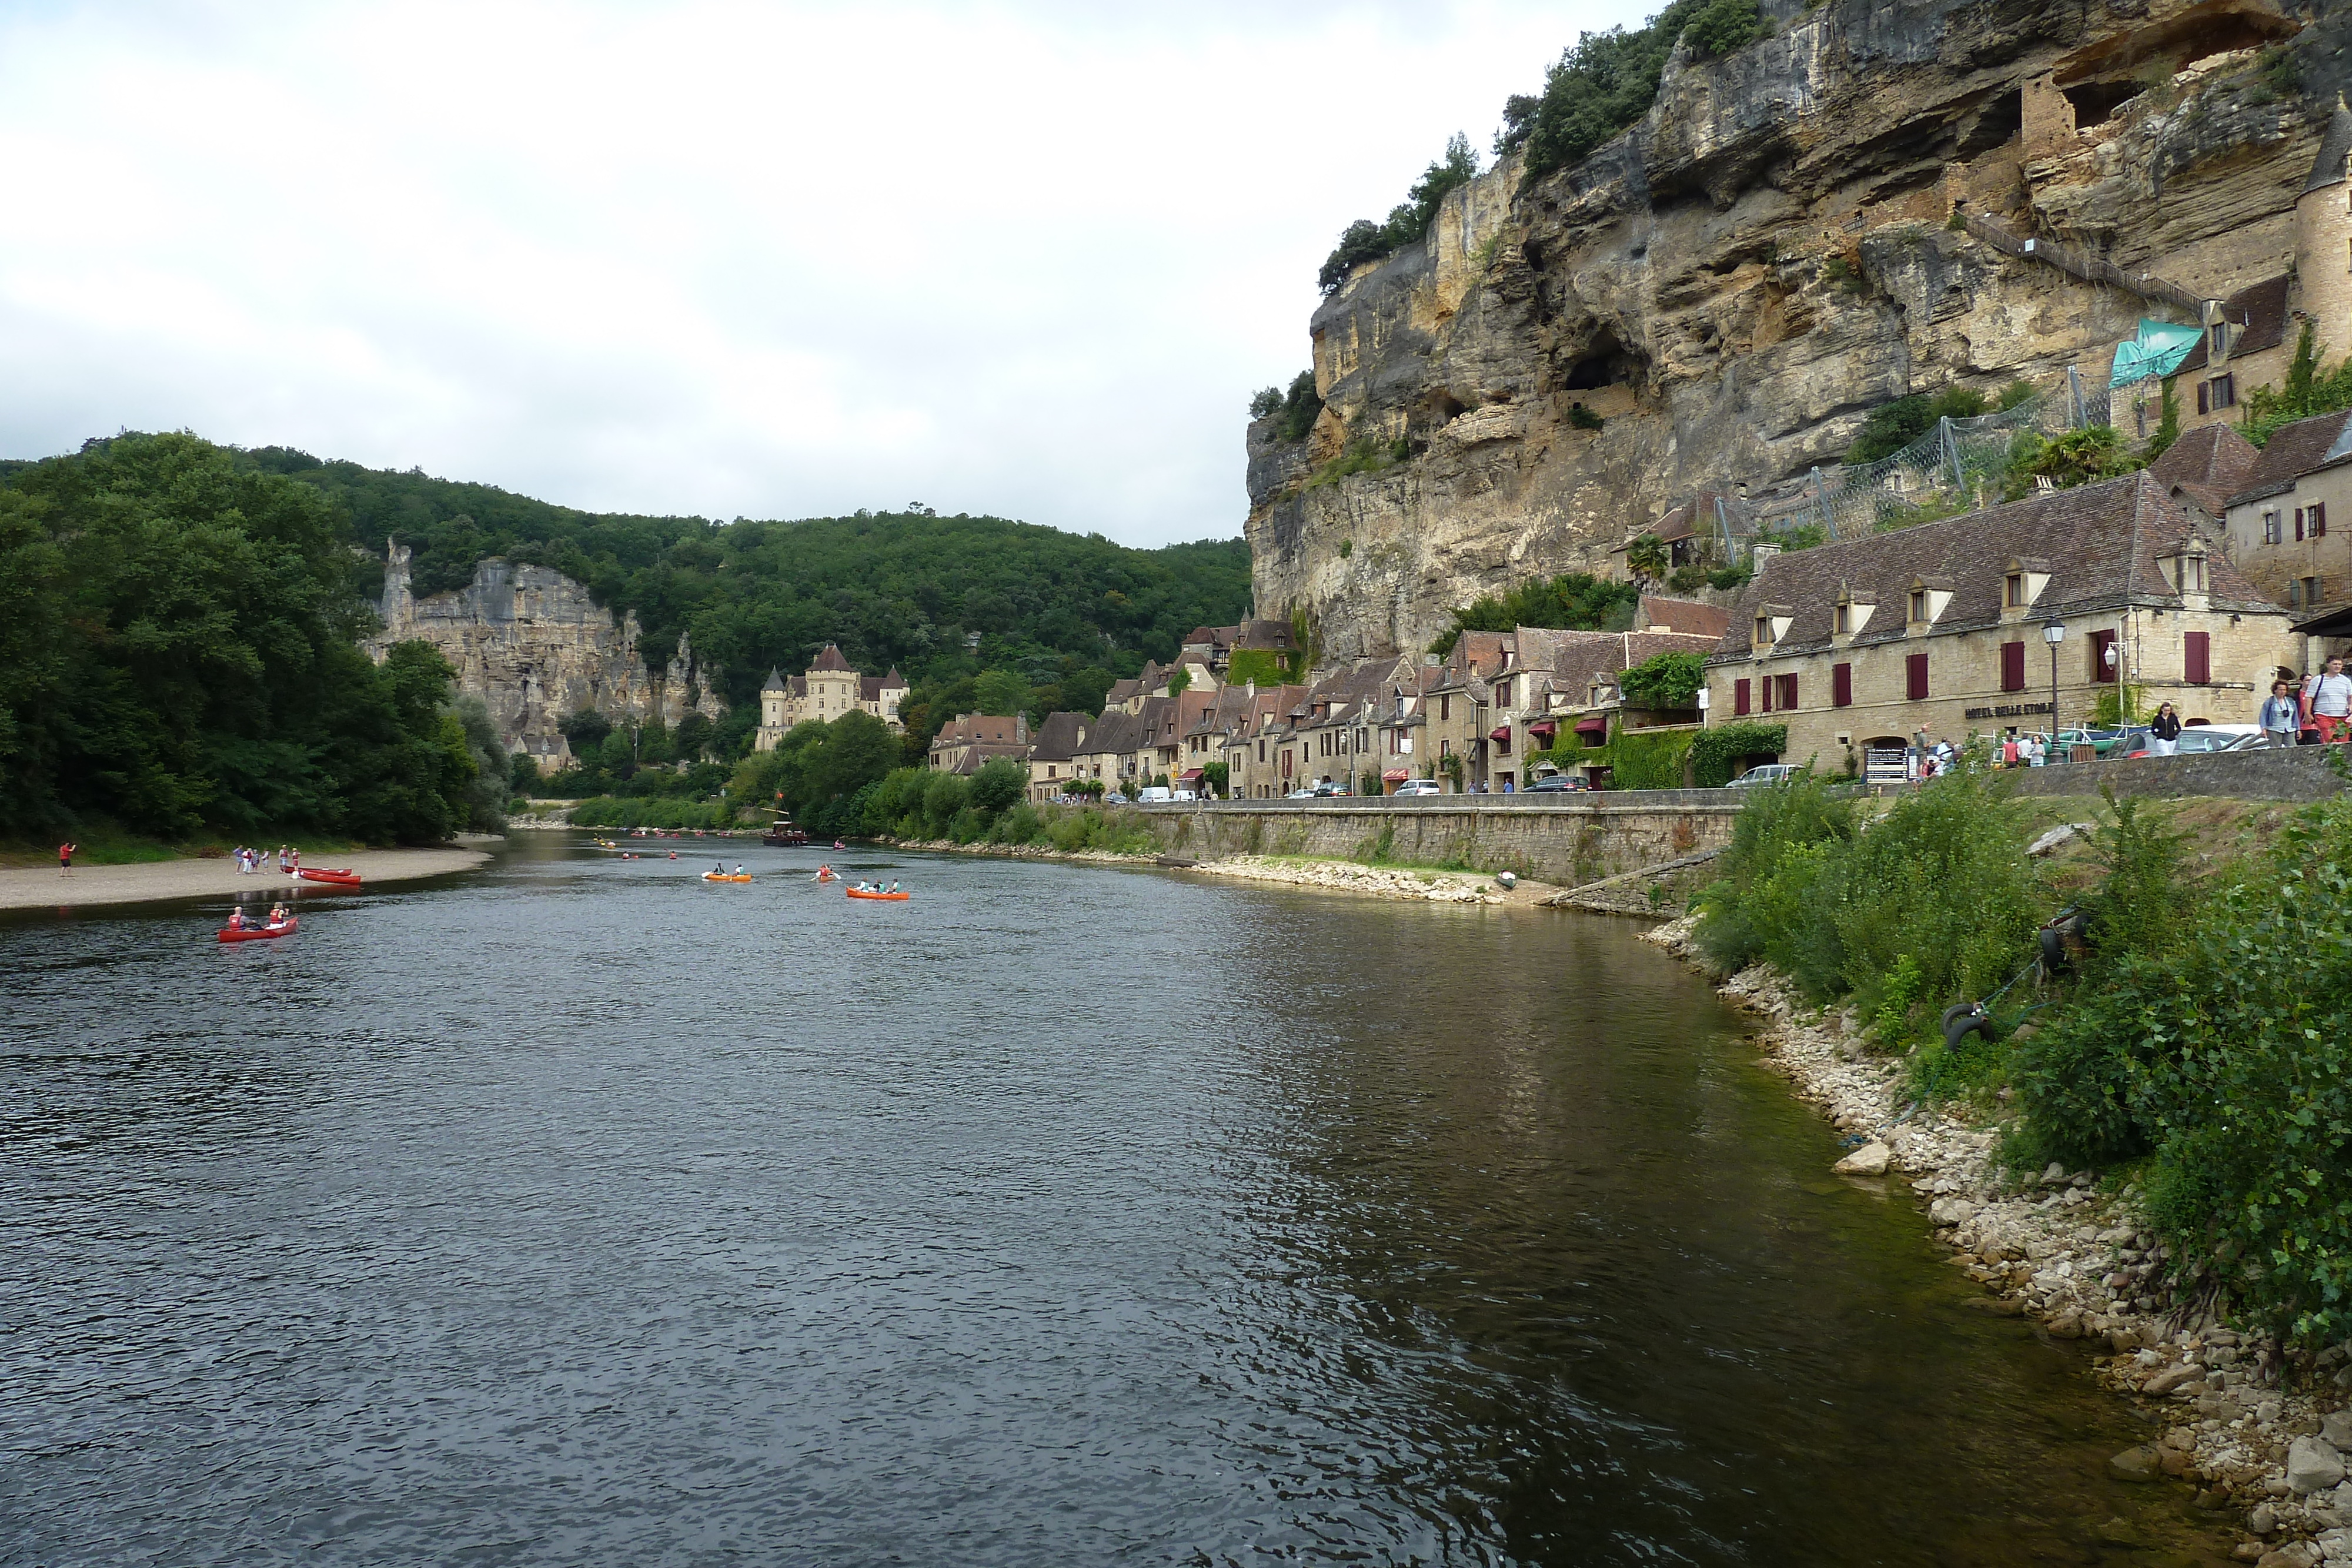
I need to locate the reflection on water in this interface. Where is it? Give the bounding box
[0,840,2229,1565]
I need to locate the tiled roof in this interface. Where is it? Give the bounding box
[1078,709,1145,755]
[2150,423,2260,518]
[2306,98,2352,195]
[1027,711,1090,762]
[761,667,787,693]
[809,643,853,672]
[1105,678,1142,705]
[1712,471,2278,664]
[933,713,1024,747]
[2179,275,2293,372]
[1234,619,1297,650]
[1638,596,1730,637]
[947,743,1031,775]
[1552,632,1723,703]
[2224,410,2352,507]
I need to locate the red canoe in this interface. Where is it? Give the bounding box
[845,888,908,901]
[218,917,298,943]
[296,868,362,886]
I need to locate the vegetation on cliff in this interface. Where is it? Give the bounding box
[1427,571,1638,655]
[1693,771,2352,1348]
[1317,134,1482,295]
[0,435,500,845]
[2240,320,2352,447]
[1495,0,1765,176]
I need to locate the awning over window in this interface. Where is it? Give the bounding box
[1528,719,1557,735]
[1575,714,1608,735]
[1178,768,1204,781]
[1381,768,1409,782]
[1489,726,1511,740]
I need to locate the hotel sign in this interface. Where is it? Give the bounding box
[1962,703,2053,720]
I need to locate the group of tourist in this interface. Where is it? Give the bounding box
[225,903,290,931]
[230,845,298,874]
[2260,656,2352,747]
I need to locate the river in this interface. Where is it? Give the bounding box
[0,838,2231,1566]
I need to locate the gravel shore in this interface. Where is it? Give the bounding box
[887,838,1558,907]
[1,846,492,912]
[1643,914,2352,1566]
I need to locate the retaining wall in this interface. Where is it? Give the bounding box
[1988,744,2348,803]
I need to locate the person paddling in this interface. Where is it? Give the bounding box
[268,904,289,927]
[227,908,245,931]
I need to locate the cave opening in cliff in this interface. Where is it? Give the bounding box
[1563,329,1636,392]
[1955,89,2023,157]
[2062,79,2145,128]
[2052,1,2298,93]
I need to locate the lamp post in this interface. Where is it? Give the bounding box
[2044,620,2066,760]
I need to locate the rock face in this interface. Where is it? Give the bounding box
[368,544,724,762]
[1248,0,2341,660]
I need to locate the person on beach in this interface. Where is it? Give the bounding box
[2307,657,2352,744]
[278,845,290,872]
[2260,680,2301,748]
[2147,702,2183,757]
[289,846,301,873]
[59,841,76,877]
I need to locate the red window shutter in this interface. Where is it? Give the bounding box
[1778,674,1798,710]
[2000,640,2025,692]
[2196,381,2210,415]
[2184,630,2211,685]
[2090,629,2117,683]
[1734,678,1751,717]
[1906,652,1929,701]
[1832,662,1852,707]
[1760,674,1775,712]
[2297,509,2307,543]
[2316,503,2328,538]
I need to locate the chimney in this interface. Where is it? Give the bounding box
[1016,713,1030,744]
[1752,542,1782,570]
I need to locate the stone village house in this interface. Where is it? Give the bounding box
[1704,472,2297,770]
[2219,408,2352,631]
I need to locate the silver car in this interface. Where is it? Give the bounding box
[1725,764,1799,788]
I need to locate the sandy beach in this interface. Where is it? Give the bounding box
[1,846,493,912]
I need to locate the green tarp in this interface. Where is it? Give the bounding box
[2110,319,2202,388]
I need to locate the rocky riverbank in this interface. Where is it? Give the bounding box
[887,837,1559,906]
[1644,915,2352,1566]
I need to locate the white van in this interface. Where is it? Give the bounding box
[1136,786,1174,803]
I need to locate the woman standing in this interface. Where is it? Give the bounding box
[2147,701,2183,757]
[2259,680,2301,748]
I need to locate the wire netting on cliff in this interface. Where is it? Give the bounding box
[1712,376,2119,560]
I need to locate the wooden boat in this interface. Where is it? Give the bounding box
[218,917,298,943]
[702,872,753,882]
[761,814,809,847]
[845,887,908,901]
[296,867,362,886]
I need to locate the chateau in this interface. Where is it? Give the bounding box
[753,645,908,751]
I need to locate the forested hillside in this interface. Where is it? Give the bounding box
[246,449,1253,740]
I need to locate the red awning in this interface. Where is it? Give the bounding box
[1575,714,1608,735]
[1489,726,1511,740]
[1528,720,1557,735]
[1177,768,1204,781]
[1381,768,1409,782]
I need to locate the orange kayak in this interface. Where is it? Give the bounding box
[702,872,753,882]
[846,888,908,901]
[218,917,298,943]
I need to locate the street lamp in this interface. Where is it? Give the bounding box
[2043,621,2066,758]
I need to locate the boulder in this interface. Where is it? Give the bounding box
[2146,1363,2206,1396]
[2326,1412,2352,1451]
[1835,1141,1892,1176]
[2290,1436,2348,1496]
[2314,1528,2350,1563]
[2250,1503,2278,1535]
[2109,1444,2163,1482]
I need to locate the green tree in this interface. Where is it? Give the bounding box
[1619,650,1705,708]
[968,755,1028,815]
[974,668,1034,717]
[1318,134,1481,294]
[1429,572,1639,654]
[1625,533,1669,585]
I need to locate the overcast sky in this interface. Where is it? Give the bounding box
[0,1,1653,547]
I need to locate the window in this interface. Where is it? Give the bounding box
[2210,322,2229,355]
[1909,589,1927,623]
[2184,630,2211,685]
[1833,662,1852,707]
[1257,740,1266,762]
[2004,574,2022,607]
[1906,652,1929,701]
[2313,502,2328,538]
[2197,381,2208,415]
[2211,374,2236,410]
[1439,694,1450,721]
[2089,628,2119,683]
[2182,555,2207,593]
[1754,615,1772,646]
[1835,603,1850,634]
[1775,674,1798,711]
[1734,678,1751,717]
[2000,640,2026,692]
[2266,511,2284,545]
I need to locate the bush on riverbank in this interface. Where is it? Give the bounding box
[567,796,733,831]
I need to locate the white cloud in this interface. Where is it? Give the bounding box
[0,0,1654,544]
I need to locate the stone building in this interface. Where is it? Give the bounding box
[2220,409,2352,625]
[1703,473,2296,769]
[751,644,909,752]
[367,542,723,764]
[926,712,1028,774]
[1025,712,1091,802]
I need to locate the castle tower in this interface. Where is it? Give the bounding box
[2294,97,2352,353]
[753,667,790,753]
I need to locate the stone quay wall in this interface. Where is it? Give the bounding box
[1123,794,1744,886]
[1993,743,2349,803]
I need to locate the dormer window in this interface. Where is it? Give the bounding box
[1753,604,1794,652]
[2161,543,2212,595]
[1755,614,1772,645]
[1907,577,1953,627]
[2003,557,2051,613]
[1909,589,1927,621]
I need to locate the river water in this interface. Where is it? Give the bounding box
[2,840,2231,1566]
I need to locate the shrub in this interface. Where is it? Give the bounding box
[1317,134,1480,295]
[1600,728,1694,790]
[1272,372,1323,444]
[1668,564,1710,593]
[1248,387,1284,420]
[1621,651,1705,710]
[566,795,731,831]
[1708,562,1753,591]
[1428,572,1638,656]
[1567,402,1605,430]
[1680,0,1765,59]
[1691,773,1855,973]
[990,803,1045,845]
[968,756,1028,815]
[2012,799,2352,1345]
[1845,386,1989,465]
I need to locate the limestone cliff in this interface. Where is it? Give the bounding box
[368,545,725,761]
[1251,0,2340,660]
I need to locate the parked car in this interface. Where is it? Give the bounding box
[1393,778,1444,796]
[2125,723,2264,758]
[1311,781,1352,797]
[1104,791,1128,804]
[1170,789,1198,801]
[1526,774,1585,793]
[1136,786,1174,803]
[1725,763,1800,788]
[1285,787,1318,798]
